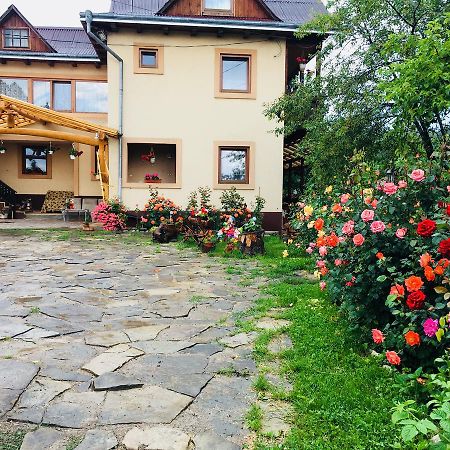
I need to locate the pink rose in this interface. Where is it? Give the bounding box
[383,182,398,195]
[342,220,355,235]
[306,247,313,254]
[361,209,375,222]
[353,234,365,246]
[334,259,342,266]
[316,260,326,268]
[319,246,327,256]
[370,221,386,233]
[395,228,407,239]
[338,236,346,243]
[320,281,327,291]
[409,169,425,182]
[309,242,316,248]
[340,194,350,204]
[398,180,407,188]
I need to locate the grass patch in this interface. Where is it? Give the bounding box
[0,430,26,450]
[65,436,83,450]
[246,403,263,432]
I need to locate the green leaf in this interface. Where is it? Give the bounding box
[435,287,449,294]
[387,294,398,302]
[392,410,409,424]
[440,317,446,327]
[436,328,445,342]
[401,424,418,442]
[377,275,387,282]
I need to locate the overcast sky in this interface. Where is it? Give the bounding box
[5,1,112,27]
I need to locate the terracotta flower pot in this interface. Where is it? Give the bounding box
[145,179,162,183]
[201,242,216,253]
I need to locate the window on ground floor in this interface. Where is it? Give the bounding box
[21,146,50,177]
[127,143,177,184]
[218,146,249,184]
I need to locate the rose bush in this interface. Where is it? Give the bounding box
[91,198,127,231]
[141,188,182,228]
[288,162,449,369]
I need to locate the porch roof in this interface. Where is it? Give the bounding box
[0,95,118,141]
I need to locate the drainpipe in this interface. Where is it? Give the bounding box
[85,10,124,201]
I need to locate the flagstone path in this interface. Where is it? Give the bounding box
[0,233,261,449]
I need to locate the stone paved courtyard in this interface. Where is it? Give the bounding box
[0,232,260,449]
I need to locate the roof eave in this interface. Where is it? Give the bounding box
[80,12,305,34]
[0,52,101,63]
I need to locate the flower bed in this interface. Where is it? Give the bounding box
[288,164,449,370]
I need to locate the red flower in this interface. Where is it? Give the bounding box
[417,219,436,237]
[447,205,450,216]
[438,238,450,259]
[386,351,401,366]
[405,331,421,347]
[406,291,426,310]
[371,329,384,344]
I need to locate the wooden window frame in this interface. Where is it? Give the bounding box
[75,81,108,113]
[134,44,164,75]
[52,80,72,112]
[202,0,234,16]
[122,137,182,189]
[3,28,30,50]
[213,141,255,190]
[218,146,249,185]
[18,145,53,180]
[215,49,257,100]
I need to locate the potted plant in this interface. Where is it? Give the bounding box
[200,230,217,253]
[141,151,156,164]
[144,173,161,183]
[69,145,83,160]
[239,196,266,255]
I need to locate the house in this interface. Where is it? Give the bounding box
[0,4,112,212]
[0,0,326,229]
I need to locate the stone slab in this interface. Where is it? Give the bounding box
[93,372,143,391]
[75,429,118,450]
[193,431,240,450]
[122,426,190,450]
[124,325,168,342]
[20,428,65,450]
[85,330,130,347]
[99,385,192,425]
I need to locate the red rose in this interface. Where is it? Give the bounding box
[446,205,450,216]
[438,238,450,259]
[417,219,436,237]
[406,291,426,310]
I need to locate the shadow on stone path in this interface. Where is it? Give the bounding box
[0,233,259,449]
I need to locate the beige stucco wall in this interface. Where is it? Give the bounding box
[0,61,107,197]
[106,31,285,212]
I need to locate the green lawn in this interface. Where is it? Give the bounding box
[219,237,402,449]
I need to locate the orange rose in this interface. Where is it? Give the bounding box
[314,218,324,231]
[371,328,384,344]
[326,234,339,248]
[390,284,405,298]
[420,253,432,268]
[376,252,384,260]
[424,266,435,282]
[332,204,342,213]
[316,237,326,247]
[405,331,421,346]
[405,276,424,292]
[320,267,329,276]
[386,351,401,365]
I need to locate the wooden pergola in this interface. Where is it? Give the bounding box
[283,138,308,203]
[0,95,118,200]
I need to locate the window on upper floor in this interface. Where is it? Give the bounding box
[53,81,72,112]
[203,0,233,15]
[0,78,28,101]
[75,81,108,113]
[215,50,256,99]
[3,28,30,49]
[134,45,164,74]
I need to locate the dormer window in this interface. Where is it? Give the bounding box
[3,28,30,48]
[203,0,233,15]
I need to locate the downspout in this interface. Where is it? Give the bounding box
[85,10,124,201]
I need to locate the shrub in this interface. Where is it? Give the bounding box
[289,161,449,369]
[142,188,182,228]
[91,198,127,231]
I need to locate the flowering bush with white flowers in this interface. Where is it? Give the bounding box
[288,162,450,370]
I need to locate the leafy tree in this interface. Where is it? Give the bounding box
[265,0,449,187]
